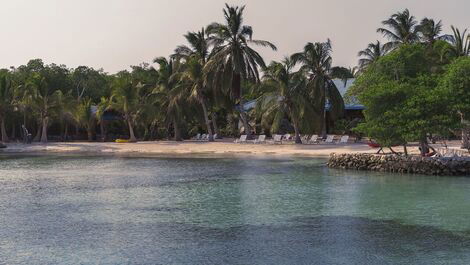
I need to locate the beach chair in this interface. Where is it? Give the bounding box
[324,135,335,144]
[271,134,283,144]
[307,135,319,144]
[254,135,266,144]
[338,135,349,144]
[301,135,309,144]
[213,134,217,140]
[283,134,292,142]
[193,133,201,140]
[234,135,248,143]
[199,134,207,141]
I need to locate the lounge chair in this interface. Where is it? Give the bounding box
[254,135,266,144]
[306,135,319,144]
[338,135,349,144]
[283,134,292,142]
[324,135,335,144]
[199,134,207,141]
[271,134,283,144]
[213,134,217,140]
[193,133,201,140]
[234,135,248,143]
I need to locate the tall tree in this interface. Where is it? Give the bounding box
[173,29,215,141]
[205,4,277,137]
[109,73,141,142]
[418,18,444,44]
[358,41,390,71]
[0,71,14,142]
[377,9,420,50]
[256,58,317,143]
[73,98,96,141]
[447,26,470,57]
[291,40,345,136]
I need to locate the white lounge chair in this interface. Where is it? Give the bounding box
[271,134,283,144]
[200,134,207,141]
[324,135,335,144]
[254,135,266,144]
[338,135,349,144]
[283,134,292,141]
[192,133,201,140]
[235,135,248,143]
[307,135,319,144]
[213,134,217,140]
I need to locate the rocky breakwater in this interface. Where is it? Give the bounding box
[328,153,470,176]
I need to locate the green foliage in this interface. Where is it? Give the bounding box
[440,57,470,117]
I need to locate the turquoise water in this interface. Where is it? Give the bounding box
[0,155,469,264]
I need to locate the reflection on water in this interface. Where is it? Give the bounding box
[0,155,469,264]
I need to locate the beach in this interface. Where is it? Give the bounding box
[1,139,466,157]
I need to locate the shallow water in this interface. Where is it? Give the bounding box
[0,155,469,264]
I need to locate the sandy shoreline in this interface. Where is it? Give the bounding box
[2,139,466,158]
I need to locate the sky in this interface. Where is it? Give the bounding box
[0,0,468,73]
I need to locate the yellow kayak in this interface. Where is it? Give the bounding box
[115,139,130,143]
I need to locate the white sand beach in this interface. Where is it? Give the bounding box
[1,139,466,157]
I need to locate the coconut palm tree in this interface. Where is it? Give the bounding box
[0,71,14,143]
[95,97,110,141]
[256,58,317,144]
[358,41,390,71]
[172,28,210,63]
[377,9,420,50]
[291,40,345,136]
[204,4,277,137]
[73,98,96,141]
[418,18,444,44]
[109,74,141,142]
[25,73,61,143]
[153,57,186,141]
[172,29,215,141]
[176,56,215,141]
[447,26,470,57]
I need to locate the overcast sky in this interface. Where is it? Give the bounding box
[0,0,468,73]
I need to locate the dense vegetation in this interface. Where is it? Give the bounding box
[0,5,469,152]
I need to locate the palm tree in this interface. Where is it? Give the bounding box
[358,41,390,71]
[204,4,277,137]
[447,26,470,57]
[25,73,61,143]
[256,58,317,144]
[0,71,14,143]
[109,74,140,142]
[377,9,420,50]
[95,97,110,142]
[291,40,345,136]
[153,57,186,141]
[177,57,215,141]
[172,29,215,141]
[172,28,209,63]
[418,18,444,44]
[73,98,96,141]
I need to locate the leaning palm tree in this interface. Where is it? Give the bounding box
[358,41,390,71]
[204,4,277,137]
[377,9,420,50]
[256,58,318,144]
[109,74,141,142]
[176,56,215,141]
[0,71,14,143]
[291,40,345,136]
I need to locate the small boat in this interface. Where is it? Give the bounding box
[115,139,130,143]
[368,142,381,148]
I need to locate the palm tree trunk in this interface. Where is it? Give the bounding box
[87,128,93,142]
[127,119,137,142]
[64,123,69,142]
[200,98,214,142]
[33,122,42,142]
[41,117,48,143]
[460,113,470,149]
[10,124,15,140]
[211,112,220,138]
[238,110,251,138]
[173,118,182,142]
[293,121,302,144]
[100,119,106,142]
[1,116,9,143]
